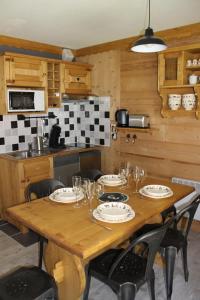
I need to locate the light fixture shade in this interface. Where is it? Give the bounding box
[131,27,167,53]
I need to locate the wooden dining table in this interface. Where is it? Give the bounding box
[7,177,194,300]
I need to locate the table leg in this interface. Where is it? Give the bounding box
[44,241,86,300]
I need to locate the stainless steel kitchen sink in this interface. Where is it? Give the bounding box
[6,144,95,160]
[6,149,52,159]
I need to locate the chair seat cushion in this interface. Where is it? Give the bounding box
[0,266,57,300]
[90,248,148,287]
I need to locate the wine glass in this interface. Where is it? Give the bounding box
[132,166,145,193]
[72,176,81,208]
[81,178,90,206]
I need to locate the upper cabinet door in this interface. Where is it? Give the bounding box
[158,52,184,89]
[61,63,92,94]
[4,54,47,88]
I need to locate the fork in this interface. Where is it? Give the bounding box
[89,214,112,231]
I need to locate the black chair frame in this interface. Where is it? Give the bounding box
[160,195,200,300]
[83,219,173,300]
[131,194,200,300]
[24,178,65,268]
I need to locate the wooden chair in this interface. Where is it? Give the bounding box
[24,178,65,268]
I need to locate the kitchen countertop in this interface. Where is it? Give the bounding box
[0,143,100,161]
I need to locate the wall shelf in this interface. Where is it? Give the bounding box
[158,44,200,119]
[117,127,152,133]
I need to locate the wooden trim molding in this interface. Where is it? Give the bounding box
[0,34,63,55]
[75,22,200,56]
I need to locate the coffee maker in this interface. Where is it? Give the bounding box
[49,124,65,149]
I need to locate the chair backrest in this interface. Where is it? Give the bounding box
[108,218,173,281]
[73,169,103,181]
[24,178,65,202]
[174,194,200,238]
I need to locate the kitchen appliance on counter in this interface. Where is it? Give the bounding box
[128,114,150,128]
[115,109,129,127]
[49,124,66,149]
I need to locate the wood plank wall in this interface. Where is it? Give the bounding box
[78,23,200,181]
[78,50,121,173]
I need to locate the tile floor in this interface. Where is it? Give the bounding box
[0,222,199,300]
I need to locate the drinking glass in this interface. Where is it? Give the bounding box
[72,176,81,208]
[86,180,96,213]
[132,166,145,193]
[95,182,104,199]
[118,167,126,189]
[81,178,90,206]
[119,162,131,189]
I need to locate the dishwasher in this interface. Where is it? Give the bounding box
[53,154,80,186]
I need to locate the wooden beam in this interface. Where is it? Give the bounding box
[76,22,200,57]
[0,34,64,55]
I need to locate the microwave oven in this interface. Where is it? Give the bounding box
[7,88,45,112]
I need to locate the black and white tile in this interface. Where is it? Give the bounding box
[0,96,110,153]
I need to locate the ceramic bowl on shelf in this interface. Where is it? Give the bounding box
[168,94,181,110]
[182,94,196,110]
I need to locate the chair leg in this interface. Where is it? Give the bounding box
[83,265,91,300]
[38,237,44,269]
[147,275,155,300]
[181,244,189,282]
[118,284,136,300]
[164,247,177,300]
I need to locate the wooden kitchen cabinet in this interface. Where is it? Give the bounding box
[47,61,62,107]
[158,43,200,119]
[0,156,53,221]
[2,52,47,88]
[61,61,92,95]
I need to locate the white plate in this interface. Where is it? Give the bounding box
[98,175,126,187]
[93,207,135,223]
[49,188,84,203]
[142,185,173,197]
[139,187,173,199]
[97,202,131,220]
[99,175,122,184]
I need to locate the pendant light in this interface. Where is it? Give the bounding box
[131,0,167,53]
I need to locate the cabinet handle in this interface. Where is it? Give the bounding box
[21,179,26,183]
[76,77,80,82]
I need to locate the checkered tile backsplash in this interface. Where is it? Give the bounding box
[0,96,110,153]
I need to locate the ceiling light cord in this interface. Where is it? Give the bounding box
[148,0,150,28]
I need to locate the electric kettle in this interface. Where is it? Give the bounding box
[115,109,129,127]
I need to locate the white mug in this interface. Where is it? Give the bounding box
[186,60,192,67]
[189,74,198,85]
[193,59,198,65]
